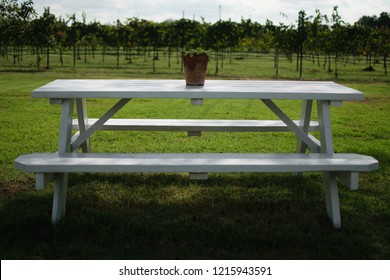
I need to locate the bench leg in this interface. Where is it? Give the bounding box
[36,173,54,190]
[324,172,341,228]
[51,173,68,224]
[338,172,359,190]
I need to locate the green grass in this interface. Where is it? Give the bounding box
[0,53,389,259]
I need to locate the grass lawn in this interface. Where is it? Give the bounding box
[0,53,389,259]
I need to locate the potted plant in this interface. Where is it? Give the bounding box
[182,48,211,86]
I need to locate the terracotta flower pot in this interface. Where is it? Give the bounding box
[182,54,209,86]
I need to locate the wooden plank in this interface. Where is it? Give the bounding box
[296,100,313,154]
[36,173,54,190]
[72,119,320,132]
[53,98,73,223]
[32,80,364,101]
[324,172,341,228]
[58,99,73,154]
[75,98,91,153]
[317,100,334,154]
[52,173,68,224]
[338,172,359,190]
[14,153,379,174]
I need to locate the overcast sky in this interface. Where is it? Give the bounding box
[32,0,389,25]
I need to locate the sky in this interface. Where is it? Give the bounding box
[32,0,389,25]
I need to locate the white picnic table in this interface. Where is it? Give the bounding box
[14,79,378,227]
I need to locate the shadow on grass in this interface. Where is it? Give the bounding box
[0,173,388,260]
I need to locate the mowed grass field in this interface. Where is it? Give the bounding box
[0,52,389,259]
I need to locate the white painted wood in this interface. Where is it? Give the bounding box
[71,98,131,152]
[58,99,73,154]
[330,100,343,107]
[52,173,68,224]
[338,172,359,190]
[15,152,378,227]
[32,80,364,101]
[296,101,314,176]
[53,98,74,223]
[75,98,91,153]
[71,131,80,145]
[262,99,320,152]
[36,173,54,190]
[72,119,320,132]
[296,100,314,154]
[324,172,341,228]
[25,80,373,227]
[14,153,379,174]
[50,98,63,105]
[317,100,334,154]
[307,134,321,149]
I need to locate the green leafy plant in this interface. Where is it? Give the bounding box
[182,48,212,58]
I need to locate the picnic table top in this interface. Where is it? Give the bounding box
[32,79,364,101]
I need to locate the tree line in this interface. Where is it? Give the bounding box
[1,0,389,76]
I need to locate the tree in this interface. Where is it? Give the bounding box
[127,18,162,71]
[0,1,389,77]
[52,17,68,66]
[305,10,328,67]
[356,12,390,73]
[297,10,307,78]
[121,22,134,63]
[38,7,56,69]
[105,21,122,67]
[67,14,82,66]
[371,27,390,75]
[272,23,295,76]
[0,0,36,63]
[160,20,176,68]
[170,18,206,71]
[330,6,347,78]
[206,20,240,74]
[357,12,390,28]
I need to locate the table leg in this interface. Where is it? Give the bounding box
[52,173,69,223]
[296,100,313,154]
[317,100,334,154]
[295,100,313,176]
[52,98,74,223]
[317,100,342,228]
[58,99,74,155]
[76,98,91,153]
[324,172,341,228]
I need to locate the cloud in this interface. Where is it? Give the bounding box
[33,0,390,25]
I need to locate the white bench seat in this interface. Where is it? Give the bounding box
[14,152,378,228]
[15,153,378,174]
[72,119,320,133]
